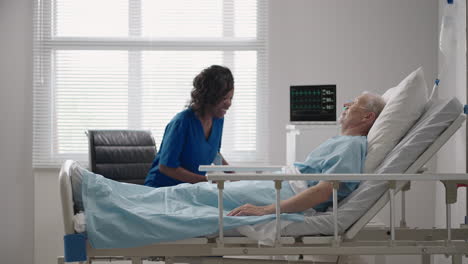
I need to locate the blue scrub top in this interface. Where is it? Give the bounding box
[145,108,224,188]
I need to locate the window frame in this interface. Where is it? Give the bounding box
[33,0,269,168]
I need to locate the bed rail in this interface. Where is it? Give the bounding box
[202,168,468,254]
[200,113,468,247]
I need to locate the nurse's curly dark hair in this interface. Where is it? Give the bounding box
[189,65,234,116]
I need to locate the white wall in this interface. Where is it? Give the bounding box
[0,0,446,264]
[0,0,34,263]
[268,0,438,164]
[35,168,63,264]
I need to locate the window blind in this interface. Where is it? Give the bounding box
[33,0,269,168]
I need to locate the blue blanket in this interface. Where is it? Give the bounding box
[83,135,367,249]
[82,171,304,249]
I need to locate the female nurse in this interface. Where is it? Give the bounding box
[144,65,234,188]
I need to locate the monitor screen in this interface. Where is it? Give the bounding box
[290,85,336,122]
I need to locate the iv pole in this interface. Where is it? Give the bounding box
[465,0,467,225]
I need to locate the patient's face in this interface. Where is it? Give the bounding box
[339,95,369,128]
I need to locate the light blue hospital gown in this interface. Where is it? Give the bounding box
[82,135,367,249]
[294,135,367,211]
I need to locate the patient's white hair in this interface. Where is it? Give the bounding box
[361,92,386,118]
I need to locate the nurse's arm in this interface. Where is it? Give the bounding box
[159,164,207,184]
[227,181,333,216]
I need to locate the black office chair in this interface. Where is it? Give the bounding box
[86,130,157,185]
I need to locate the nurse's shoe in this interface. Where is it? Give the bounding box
[70,161,86,212]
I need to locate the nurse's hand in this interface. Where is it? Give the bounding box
[227,203,273,216]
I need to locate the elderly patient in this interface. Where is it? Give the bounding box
[70,92,385,249]
[228,92,385,216]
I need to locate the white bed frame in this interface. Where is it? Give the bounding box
[58,114,468,264]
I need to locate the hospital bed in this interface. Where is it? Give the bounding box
[58,98,468,264]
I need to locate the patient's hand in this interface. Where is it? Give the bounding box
[227,203,273,216]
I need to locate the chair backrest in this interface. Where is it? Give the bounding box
[87,130,157,185]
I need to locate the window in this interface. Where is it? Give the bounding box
[33,0,269,167]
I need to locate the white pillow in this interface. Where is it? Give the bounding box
[381,86,396,102]
[375,98,462,173]
[364,67,428,173]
